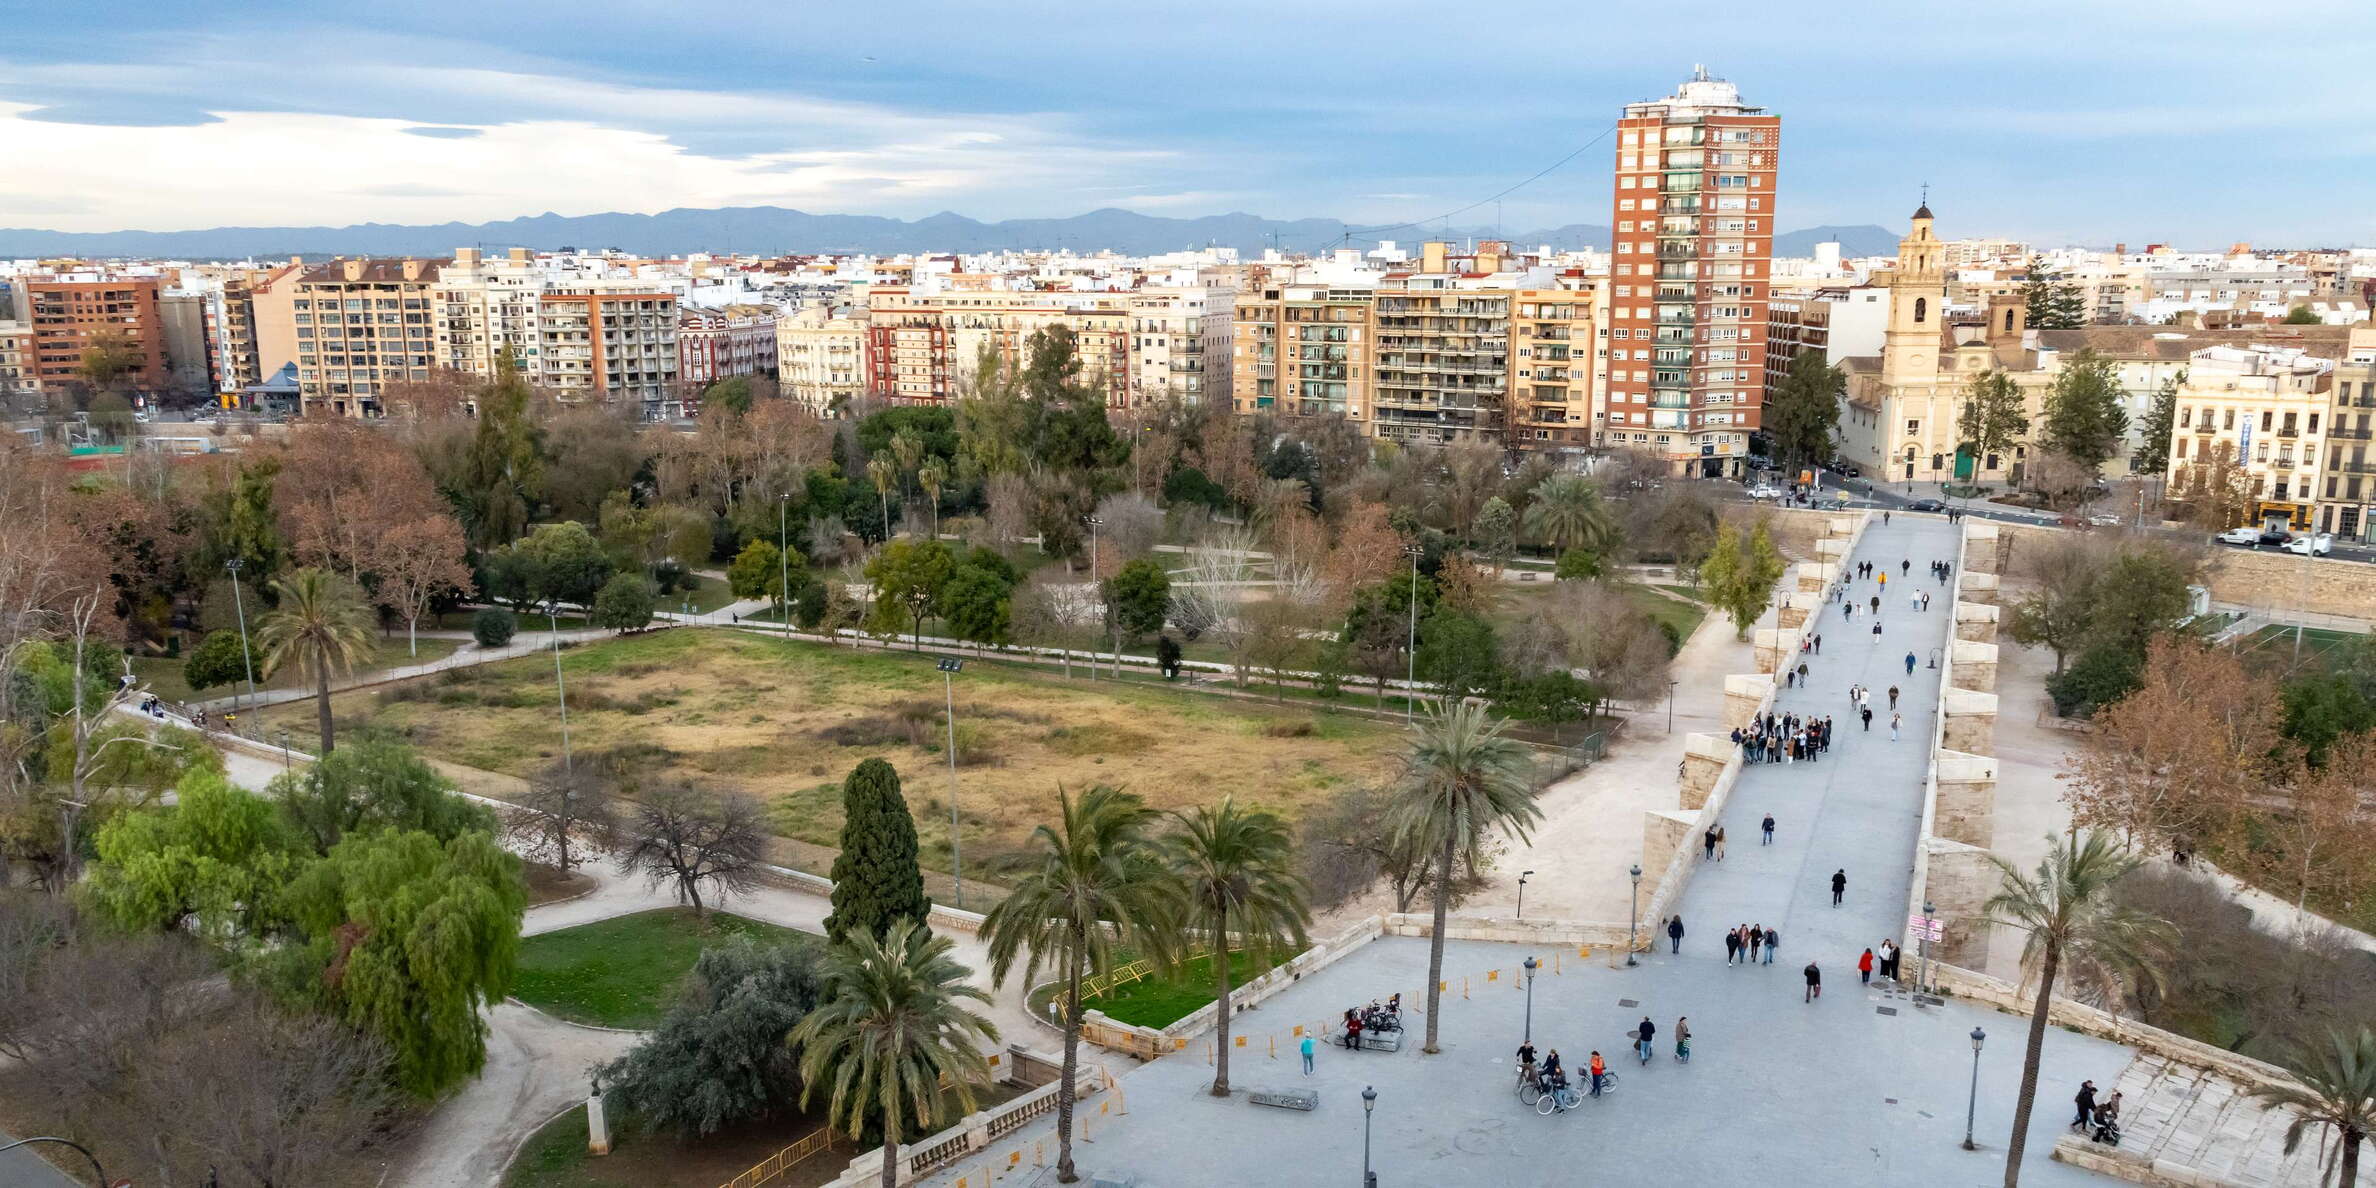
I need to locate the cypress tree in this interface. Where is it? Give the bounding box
[825,758,931,944]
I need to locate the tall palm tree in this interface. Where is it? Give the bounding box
[1522,473,1621,556]
[866,456,899,538]
[1984,832,2173,1187]
[981,786,1180,1183]
[916,457,948,542]
[1172,797,1310,1097]
[255,567,376,755]
[1390,702,1542,1054]
[2249,1027,2376,1188]
[791,921,999,1188]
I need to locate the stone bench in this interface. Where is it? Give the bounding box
[1356,1031,1402,1052]
[1248,1087,1319,1111]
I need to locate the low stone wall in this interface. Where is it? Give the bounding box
[1929,962,2295,1093]
[1383,912,1633,948]
[1155,917,1385,1043]
[1992,518,2376,622]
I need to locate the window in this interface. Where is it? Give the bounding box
[1906,419,1920,433]
[2003,308,2015,333]
[1914,297,1927,324]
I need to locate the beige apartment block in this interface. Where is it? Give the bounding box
[2166,343,2334,531]
[777,306,869,414]
[290,258,441,417]
[2313,327,2376,541]
[1232,283,1375,424]
[863,288,1131,407]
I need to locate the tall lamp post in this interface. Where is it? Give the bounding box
[1361,1085,1378,1187]
[1402,544,1422,721]
[1083,514,1106,678]
[1516,870,1533,920]
[1918,898,1935,993]
[1521,956,1538,1045]
[778,493,792,628]
[938,656,966,909]
[1666,679,1678,733]
[225,557,257,710]
[1962,1026,1986,1150]
[1627,863,1643,966]
[549,603,573,774]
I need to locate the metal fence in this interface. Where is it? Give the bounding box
[717,1126,837,1188]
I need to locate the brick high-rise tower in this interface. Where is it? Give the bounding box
[1606,67,1779,476]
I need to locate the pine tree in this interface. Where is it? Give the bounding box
[826,758,932,944]
[2041,348,2131,475]
[2132,369,2183,476]
[2019,257,2087,329]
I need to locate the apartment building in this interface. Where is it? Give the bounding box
[290,258,441,417]
[863,288,1130,406]
[1125,287,1229,407]
[194,264,301,394]
[0,321,31,404]
[537,289,681,416]
[1764,286,1888,392]
[157,292,211,397]
[1608,68,1780,475]
[677,308,778,388]
[23,275,168,394]
[434,248,547,380]
[1509,289,1597,451]
[776,306,868,413]
[2315,327,2376,541]
[1232,283,1375,423]
[2166,344,2334,530]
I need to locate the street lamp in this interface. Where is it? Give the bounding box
[1083,514,1108,678]
[778,493,792,628]
[278,727,290,770]
[1918,899,1935,993]
[938,656,966,909]
[1361,1085,1378,1187]
[225,557,257,711]
[1962,1026,1986,1150]
[1627,864,1643,966]
[1521,956,1538,1045]
[1516,870,1533,920]
[549,601,573,773]
[1402,544,1423,722]
[1666,679,1679,733]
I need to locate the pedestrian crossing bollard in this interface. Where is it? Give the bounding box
[1268,1035,1277,1059]
[1487,968,1499,982]
[1462,975,1470,999]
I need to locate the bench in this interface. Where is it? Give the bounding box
[1248,1087,1319,1111]
[1357,1031,1402,1053]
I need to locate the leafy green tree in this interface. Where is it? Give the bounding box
[602,938,824,1139]
[84,769,305,940]
[2019,257,2087,329]
[1023,326,1127,482]
[1473,497,1517,570]
[592,572,657,632]
[1698,523,1785,641]
[182,630,252,693]
[1957,368,2031,470]
[792,921,998,1188]
[273,737,494,855]
[270,827,524,1097]
[514,521,616,609]
[2040,349,2131,476]
[865,539,955,648]
[453,351,545,549]
[981,786,1179,1182]
[1765,351,1845,471]
[1392,702,1541,1053]
[1503,670,1598,742]
[471,607,516,647]
[2281,673,2376,767]
[793,578,830,630]
[1985,832,2173,1186]
[1554,548,1602,581]
[2282,305,2324,326]
[1101,557,1170,644]
[825,759,931,945]
[2246,1027,2375,1188]
[940,559,1015,648]
[2045,641,2145,718]
[727,538,803,615]
[2132,370,2183,477]
[256,568,376,754]
[704,375,757,415]
[1162,465,1229,511]
[1414,609,1502,698]
[1522,474,1620,555]
[1172,798,1309,1097]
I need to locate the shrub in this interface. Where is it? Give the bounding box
[183,629,253,692]
[472,608,517,648]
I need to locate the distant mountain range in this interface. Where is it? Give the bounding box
[0,206,1903,261]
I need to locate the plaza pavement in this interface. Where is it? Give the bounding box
[925,514,2139,1187]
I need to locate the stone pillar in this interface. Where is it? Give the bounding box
[1950,640,1999,692]
[1640,809,1699,886]
[1962,524,2001,574]
[1924,839,1999,970]
[1932,748,1997,847]
[587,1090,612,1156]
[1941,688,1998,759]
[1752,627,1801,674]
[1953,602,1999,643]
[1778,604,1810,630]
[1828,514,1861,538]
[1957,571,1999,605]
[1816,536,1849,564]
[1679,733,1731,810]
[1794,561,1835,593]
[1723,674,1773,730]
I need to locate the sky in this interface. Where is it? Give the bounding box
[1,1,2371,247]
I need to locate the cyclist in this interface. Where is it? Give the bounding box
[1635,1015,1656,1064]
[1588,1050,1607,1097]
[1515,1040,1537,1090]
[1674,1017,1692,1062]
[1540,1047,1564,1091]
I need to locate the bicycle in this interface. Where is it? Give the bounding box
[1535,1084,1584,1116]
[1515,1066,1542,1106]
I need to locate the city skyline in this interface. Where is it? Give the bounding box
[3,1,2372,247]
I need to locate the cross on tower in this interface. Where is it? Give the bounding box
[1920,182,1930,208]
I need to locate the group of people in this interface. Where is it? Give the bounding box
[1844,684,1903,740]
[1720,922,1777,966]
[1515,1042,1618,1110]
[1731,711,1831,764]
[1339,996,1401,1050]
[2073,1080,2124,1145]
[1854,939,1905,984]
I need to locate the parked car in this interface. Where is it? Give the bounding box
[2215,526,2261,546]
[2258,528,2294,547]
[2284,532,2335,557]
[1907,498,1947,513]
[1745,484,1784,501]
[2087,513,2123,527]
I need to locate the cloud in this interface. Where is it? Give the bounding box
[1109,191,1241,210]
[401,125,482,139]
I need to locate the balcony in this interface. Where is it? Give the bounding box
[2330,426,2374,440]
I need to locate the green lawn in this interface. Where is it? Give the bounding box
[132,635,461,703]
[1625,584,1709,643]
[513,908,815,1029]
[2237,624,2364,676]
[1031,948,1287,1030]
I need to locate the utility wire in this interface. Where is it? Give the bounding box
[1336,123,1621,247]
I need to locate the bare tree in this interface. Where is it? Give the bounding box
[504,759,621,874]
[1009,572,1082,677]
[615,784,767,918]
[123,1000,399,1188]
[1092,491,1164,561]
[373,515,472,658]
[2063,637,2275,853]
[1239,597,1313,700]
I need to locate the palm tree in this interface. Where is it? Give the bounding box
[1172,797,1310,1097]
[1391,702,1542,1054]
[1522,473,1621,556]
[981,786,1181,1183]
[2249,1027,2376,1188]
[1984,832,2173,1186]
[791,921,999,1188]
[866,456,899,538]
[255,567,376,755]
[917,457,948,542]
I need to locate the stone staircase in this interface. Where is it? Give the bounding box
[2055,1051,2334,1187]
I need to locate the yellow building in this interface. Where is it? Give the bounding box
[2314,327,2376,541]
[2168,343,2334,530]
[776,305,869,414]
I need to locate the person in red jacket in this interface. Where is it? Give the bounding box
[1858,948,1876,985]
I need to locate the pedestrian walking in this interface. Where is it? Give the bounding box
[1715,825,1727,860]
[1725,928,1741,966]
[1301,1032,1316,1074]
[1763,926,1778,964]
[1747,925,1762,962]
[1814,633,1823,654]
[1761,813,1775,844]
[1667,915,1685,954]
[1921,591,1931,611]
[1831,868,1847,906]
[1872,622,1882,639]
[1589,1050,1607,1097]
[1890,711,1901,741]
[1861,705,1873,731]
[1704,826,1717,860]
[1888,684,1900,709]
[1870,595,1880,613]
[1804,961,1823,1002]
[1883,510,1892,525]
[1636,1016,1656,1065]
[1858,948,1875,985]
[1879,939,1899,980]
[2073,1080,2099,1130]
[1901,559,1910,576]
[1905,650,1918,675]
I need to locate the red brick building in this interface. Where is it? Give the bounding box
[25,275,167,394]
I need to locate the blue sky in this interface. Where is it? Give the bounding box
[1,0,2370,246]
